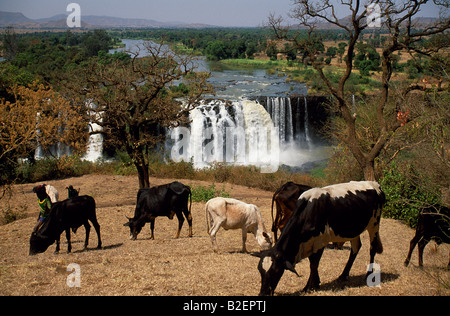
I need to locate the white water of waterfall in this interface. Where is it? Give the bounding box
[265,97,294,145]
[304,96,312,150]
[82,122,104,162]
[169,99,279,172]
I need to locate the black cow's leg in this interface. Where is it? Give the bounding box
[91,220,102,249]
[55,235,60,254]
[66,229,72,253]
[174,212,184,238]
[417,238,429,267]
[404,232,422,267]
[303,248,324,292]
[84,222,91,250]
[182,208,193,237]
[339,236,361,281]
[150,219,155,240]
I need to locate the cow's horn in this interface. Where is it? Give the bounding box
[285,261,300,277]
[250,251,263,258]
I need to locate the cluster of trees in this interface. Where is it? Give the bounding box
[0,28,211,190]
[110,28,268,60]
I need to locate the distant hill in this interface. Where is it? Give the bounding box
[0,10,215,29]
[0,10,440,30]
[0,11,39,27]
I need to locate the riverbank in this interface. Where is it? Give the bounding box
[220,58,383,94]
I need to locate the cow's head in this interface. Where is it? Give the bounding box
[254,250,299,296]
[123,217,143,240]
[29,231,54,255]
[256,232,273,250]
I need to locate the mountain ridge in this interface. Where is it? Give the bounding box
[0,10,440,29]
[0,10,216,29]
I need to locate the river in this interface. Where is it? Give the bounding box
[109,39,308,99]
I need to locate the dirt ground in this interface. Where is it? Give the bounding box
[0,174,448,296]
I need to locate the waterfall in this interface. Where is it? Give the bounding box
[82,122,103,162]
[169,99,279,172]
[34,112,72,160]
[303,96,312,149]
[262,96,314,149]
[35,104,104,162]
[264,97,294,145]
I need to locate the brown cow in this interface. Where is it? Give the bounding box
[271,182,312,242]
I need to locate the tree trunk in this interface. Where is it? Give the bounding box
[136,163,150,189]
[362,161,376,181]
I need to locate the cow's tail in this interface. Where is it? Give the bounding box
[188,186,192,218]
[270,193,276,234]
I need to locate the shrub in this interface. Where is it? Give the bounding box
[380,161,441,227]
[191,183,230,202]
[0,207,27,225]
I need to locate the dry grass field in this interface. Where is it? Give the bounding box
[0,174,448,296]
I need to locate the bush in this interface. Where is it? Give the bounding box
[16,155,110,183]
[0,207,27,225]
[380,162,441,227]
[191,183,230,202]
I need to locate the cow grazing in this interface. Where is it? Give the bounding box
[256,181,385,296]
[124,181,192,240]
[66,185,80,198]
[29,195,102,255]
[271,182,312,242]
[404,206,449,269]
[205,197,272,253]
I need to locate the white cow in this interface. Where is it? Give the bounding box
[45,184,59,203]
[205,197,273,253]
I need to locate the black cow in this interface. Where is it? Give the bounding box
[256,181,385,296]
[29,195,102,255]
[271,182,312,242]
[404,206,450,268]
[124,181,192,240]
[66,185,80,198]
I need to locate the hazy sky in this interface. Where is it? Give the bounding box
[0,0,445,27]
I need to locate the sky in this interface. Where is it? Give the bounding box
[0,0,445,27]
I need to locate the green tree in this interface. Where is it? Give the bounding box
[1,27,18,61]
[205,41,227,61]
[82,30,112,57]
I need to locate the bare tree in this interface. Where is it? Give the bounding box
[78,42,212,189]
[268,0,449,180]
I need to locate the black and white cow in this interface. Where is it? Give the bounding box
[256,181,385,296]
